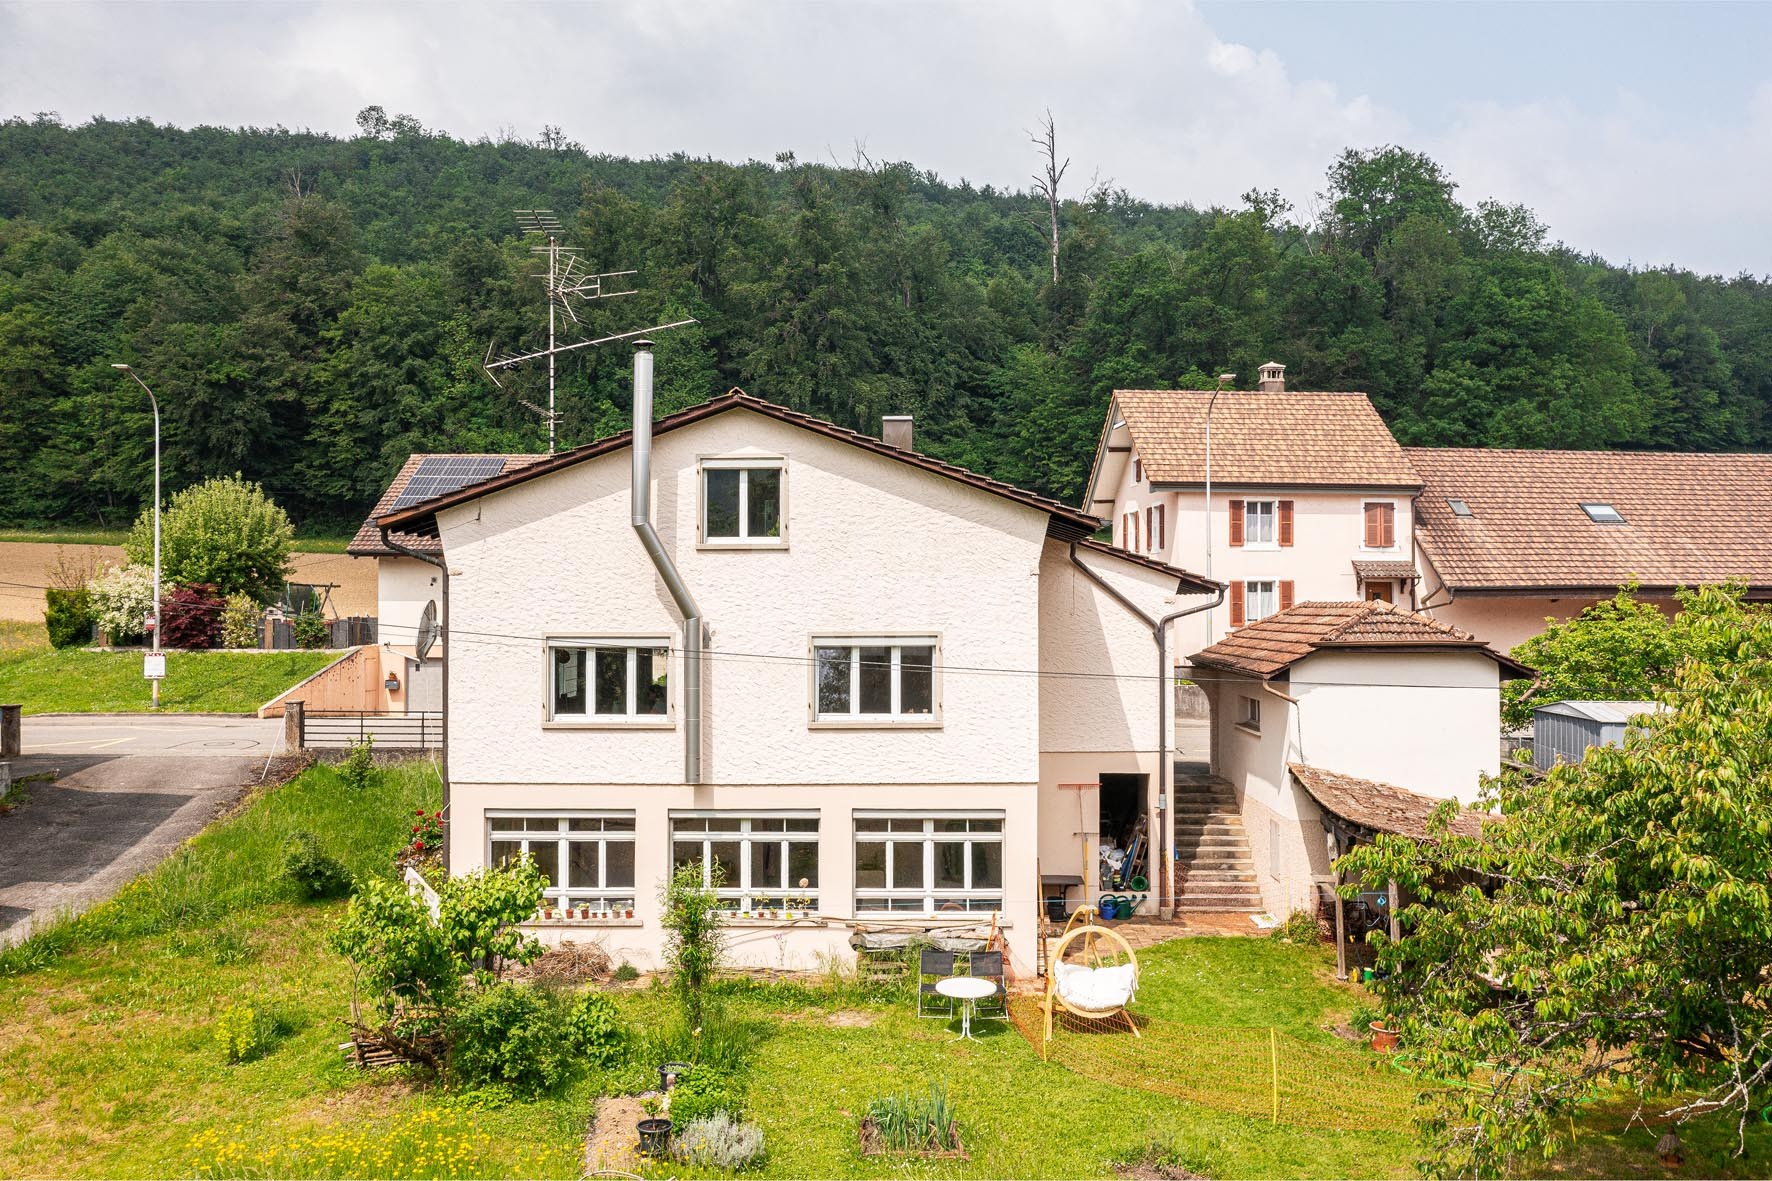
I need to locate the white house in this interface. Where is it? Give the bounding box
[374,350,1218,971]
[1184,600,1527,916]
[1082,363,1424,659]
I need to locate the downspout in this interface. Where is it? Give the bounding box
[1068,542,1225,916]
[631,340,705,784]
[379,526,450,873]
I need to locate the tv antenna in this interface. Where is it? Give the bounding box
[484,210,694,453]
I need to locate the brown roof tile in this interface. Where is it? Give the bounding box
[1186,599,1528,680]
[1110,389,1422,489]
[347,453,546,557]
[1409,447,1772,592]
[1352,560,1418,581]
[378,392,1116,546]
[1290,764,1490,840]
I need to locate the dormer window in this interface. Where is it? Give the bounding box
[1580,502,1625,524]
[1447,498,1472,518]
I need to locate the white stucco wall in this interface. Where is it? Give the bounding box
[376,555,443,657]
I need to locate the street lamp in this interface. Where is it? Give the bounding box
[111,364,162,710]
[1203,373,1236,581]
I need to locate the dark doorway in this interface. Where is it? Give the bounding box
[1098,773,1148,891]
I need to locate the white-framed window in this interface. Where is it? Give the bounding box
[854,814,1005,913]
[701,458,785,544]
[812,637,937,722]
[1245,580,1278,623]
[1580,501,1625,524]
[489,813,636,913]
[1244,499,1277,547]
[1145,504,1165,553]
[1238,696,1262,733]
[548,640,669,721]
[670,814,819,913]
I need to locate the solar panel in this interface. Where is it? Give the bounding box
[390,457,509,511]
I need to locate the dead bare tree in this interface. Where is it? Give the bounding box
[1028,109,1070,287]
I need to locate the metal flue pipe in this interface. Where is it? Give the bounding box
[631,341,705,783]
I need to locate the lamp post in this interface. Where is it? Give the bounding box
[111,364,162,710]
[1203,373,1236,582]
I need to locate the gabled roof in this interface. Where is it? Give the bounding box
[1534,699,1665,724]
[1100,389,1422,491]
[378,391,1109,546]
[1408,447,1772,593]
[348,453,547,557]
[1290,764,1490,840]
[1186,600,1530,680]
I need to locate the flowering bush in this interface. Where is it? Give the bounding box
[88,563,157,644]
[219,592,263,648]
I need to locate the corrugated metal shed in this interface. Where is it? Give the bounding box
[1533,700,1663,767]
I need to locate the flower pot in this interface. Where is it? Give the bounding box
[1369,1021,1400,1053]
[658,1061,690,1092]
[624,908,634,919]
[637,1117,672,1157]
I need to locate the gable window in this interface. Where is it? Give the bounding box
[813,638,937,722]
[855,814,1004,913]
[489,813,636,914]
[1363,502,1397,548]
[549,640,669,720]
[1133,455,1143,483]
[1580,502,1625,524]
[1145,504,1165,553]
[701,459,784,544]
[671,814,819,913]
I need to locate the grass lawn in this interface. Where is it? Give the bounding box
[0,646,337,713]
[2,759,1767,1180]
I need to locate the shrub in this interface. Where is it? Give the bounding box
[561,988,628,1069]
[668,1063,745,1125]
[160,582,224,649]
[660,861,725,1029]
[43,587,96,648]
[284,831,352,899]
[673,1113,765,1170]
[125,474,294,601]
[448,982,571,1095]
[435,856,547,982]
[340,735,376,791]
[864,1082,960,1153]
[292,609,330,649]
[219,592,263,648]
[1269,908,1322,945]
[613,962,639,983]
[88,564,156,644]
[214,1003,289,1064]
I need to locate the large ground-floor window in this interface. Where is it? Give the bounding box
[488,813,636,913]
[671,813,819,913]
[854,813,1004,913]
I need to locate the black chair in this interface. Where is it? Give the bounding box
[970,950,1006,1021]
[917,948,957,1018]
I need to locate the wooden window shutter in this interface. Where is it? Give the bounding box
[1381,503,1396,548]
[1229,581,1246,627]
[1363,503,1381,548]
[1278,500,1295,547]
[1279,580,1295,611]
[1229,499,1245,547]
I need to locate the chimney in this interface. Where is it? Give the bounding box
[1257,362,1286,393]
[882,415,914,451]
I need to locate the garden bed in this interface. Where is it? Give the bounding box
[857,1117,969,1161]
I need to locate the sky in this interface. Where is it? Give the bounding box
[2,0,1770,277]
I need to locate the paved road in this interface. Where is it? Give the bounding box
[1,715,286,946]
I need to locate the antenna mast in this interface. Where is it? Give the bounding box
[490,210,690,453]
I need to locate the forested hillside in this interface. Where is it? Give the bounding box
[2,109,1769,529]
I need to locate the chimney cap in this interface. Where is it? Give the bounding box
[1257,361,1286,392]
[632,338,655,350]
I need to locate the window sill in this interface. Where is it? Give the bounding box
[722,916,828,927]
[525,917,644,928]
[542,719,676,731]
[1240,542,1280,552]
[1235,722,1262,737]
[808,719,943,730]
[698,539,789,551]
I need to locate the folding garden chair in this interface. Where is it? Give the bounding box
[916,948,957,1019]
[969,950,1007,1022]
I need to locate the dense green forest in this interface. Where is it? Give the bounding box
[2,109,1769,529]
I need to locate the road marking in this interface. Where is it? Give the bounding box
[27,737,136,749]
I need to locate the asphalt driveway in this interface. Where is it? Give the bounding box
[1,715,285,945]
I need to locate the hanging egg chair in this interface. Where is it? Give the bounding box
[1041,905,1140,1057]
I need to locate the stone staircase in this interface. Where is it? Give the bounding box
[1170,771,1264,913]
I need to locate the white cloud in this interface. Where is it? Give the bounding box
[0,0,1766,274]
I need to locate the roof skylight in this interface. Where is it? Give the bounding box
[1580,502,1626,524]
[1447,498,1472,518]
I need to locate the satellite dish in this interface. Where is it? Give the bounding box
[416,600,440,661]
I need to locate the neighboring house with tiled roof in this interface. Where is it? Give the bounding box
[1409,447,1772,650]
[346,453,545,710]
[1183,599,1526,915]
[374,375,1218,969]
[1084,363,1425,660]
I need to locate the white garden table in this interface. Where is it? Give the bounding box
[934,975,997,1042]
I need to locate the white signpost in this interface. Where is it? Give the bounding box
[143,651,166,680]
